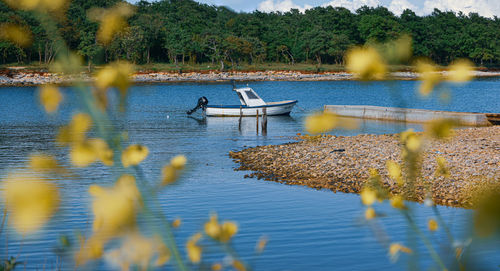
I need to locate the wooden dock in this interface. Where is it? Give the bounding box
[324,105,498,126]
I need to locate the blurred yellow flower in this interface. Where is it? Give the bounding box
[360,187,377,206]
[171,155,187,170]
[305,111,338,134]
[346,46,387,80]
[121,144,149,167]
[390,195,405,209]
[104,233,170,270]
[89,3,134,45]
[212,263,222,271]
[390,35,412,63]
[94,61,134,108]
[39,85,62,113]
[57,113,92,146]
[3,0,67,11]
[416,59,441,96]
[425,118,458,139]
[428,219,438,232]
[76,236,104,264]
[219,221,238,242]
[3,173,60,234]
[400,129,421,152]
[204,214,221,239]
[447,59,474,83]
[0,23,32,47]
[435,156,450,178]
[386,160,403,186]
[29,153,59,173]
[233,260,246,271]
[365,207,376,220]
[172,218,182,228]
[389,243,413,257]
[50,53,83,75]
[186,233,202,263]
[256,236,268,253]
[204,214,238,242]
[89,175,142,236]
[161,155,187,186]
[71,138,113,167]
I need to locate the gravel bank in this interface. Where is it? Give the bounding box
[229,126,500,208]
[1,69,500,86]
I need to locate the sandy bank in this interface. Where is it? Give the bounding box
[1,69,500,86]
[229,126,500,208]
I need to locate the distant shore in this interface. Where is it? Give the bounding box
[230,126,500,209]
[1,68,500,86]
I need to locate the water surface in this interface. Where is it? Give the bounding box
[0,79,499,270]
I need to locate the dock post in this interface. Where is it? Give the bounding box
[256,110,259,134]
[239,106,242,132]
[262,108,267,135]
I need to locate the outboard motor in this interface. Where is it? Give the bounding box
[187,96,208,115]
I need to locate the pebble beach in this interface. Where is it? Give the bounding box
[230,126,500,208]
[1,69,500,86]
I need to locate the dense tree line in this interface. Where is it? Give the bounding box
[1,0,499,68]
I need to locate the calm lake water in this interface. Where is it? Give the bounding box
[0,78,499,270]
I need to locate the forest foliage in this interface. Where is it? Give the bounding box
[0,0,499,68]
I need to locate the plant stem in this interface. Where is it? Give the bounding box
[403,211,447,270]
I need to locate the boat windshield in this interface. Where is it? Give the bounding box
[245,90,259,99]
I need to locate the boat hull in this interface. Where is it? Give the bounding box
[205,100,297,116]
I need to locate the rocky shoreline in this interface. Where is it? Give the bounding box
[1,69,500,86]
[229,126,500,208]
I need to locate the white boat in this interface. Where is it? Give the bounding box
[201,85,297,117]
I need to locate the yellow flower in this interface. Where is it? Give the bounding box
[416,59,441,96]
[89,3,134,45]
[186,233,202,263]
[305,112,338,134]
[390,195,405,209]
[89,175,141,236]
[360,187,377,206]
[212,263,222,271]
[121,144,148,167]
[386,160,403,186]
[3,0,67,11]
[104,233,170,270]
[204,214,238,242]
[386,35,413,63]
[29,153,59,173]
[219,221,238,242]
[75,236,104,265]
[346,46,387,80]
[172,218,182,228]
[447,59,474,83]
[365,207,376,220]
[70,138,113,167]
[0,23,32,47]
[3,173,60,234]
[171,155,187,170]
[39,85,63,113]
[435,156,450,178]
[389,243,413,257]
[400,129,421,152]
[233,260,246,271]
[57,113,92,146]
[204,214,221,239]
[425,118,458,139]
[161,155,187,186]
[256,236,268,253]
[50,53,83,75]
[428,219,438,232]
[95,62,133,93]
[94,61,134,108]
